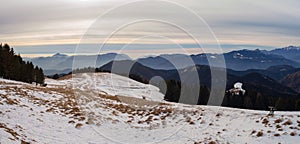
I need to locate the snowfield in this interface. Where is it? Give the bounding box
[0,73,300,144]
[46,73,164,102]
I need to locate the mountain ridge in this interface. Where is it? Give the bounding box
[25,46,300,75]
[264,46,300,62]
[98,60,299,110]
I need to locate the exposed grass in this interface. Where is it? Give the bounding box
[283,120,293,125]
[75,123,83,129]
[274,133,280,137]
[274,118,283,123]
[0,123,20,141]
[256,131,263,137]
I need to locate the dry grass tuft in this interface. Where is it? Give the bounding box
[256,131,263,137]
[283,120,293,125]
[274,118,282,123]
[215,113,221,117]
[99,94,121,102]
[276,125,281,129]
[251,130,256,135]
[208,141,217,144]
[21,140,30,144]
[58,75,72,80]
[75,123,83,129]
[189,121,195,125]
[290,132,296,136]
[262,118,269,125]
[0,123,20,140]
[274,133,280,137]
[68,120,75,124]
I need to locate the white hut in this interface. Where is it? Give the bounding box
[228,82,246,95]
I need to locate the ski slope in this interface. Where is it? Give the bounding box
[0,73,300,144]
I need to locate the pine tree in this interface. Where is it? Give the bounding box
[52,74,59,79]
[254,93,266,110]
[0,43,45,84]
[36,67,44,84]
[0,44,3,76]
[275,97,286,110]
[243,96,253,109]
[295,99,300,111]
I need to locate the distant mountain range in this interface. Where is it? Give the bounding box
[228,65,300,81]
[263,46,300,63]
[137,49,300,70]
[25,53,131,75]
[25,46,300,75]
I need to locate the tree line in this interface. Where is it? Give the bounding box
[223,89,300,111]
[154,80,300,111]
[124,76,300,111]
[0,44,44,84]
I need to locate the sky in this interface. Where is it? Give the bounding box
[0,0,299,58]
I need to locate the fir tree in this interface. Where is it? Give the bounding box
[0,43,45,84]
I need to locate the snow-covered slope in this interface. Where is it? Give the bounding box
[0,74,300,144]
[46,73,164,102]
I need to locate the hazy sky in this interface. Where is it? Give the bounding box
[0,0,299,57]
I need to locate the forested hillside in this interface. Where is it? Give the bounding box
[98,60,300,111]
[0,44,44,84]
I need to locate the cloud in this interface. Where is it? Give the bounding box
[0,0,299,53]
[13,43,274,59]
